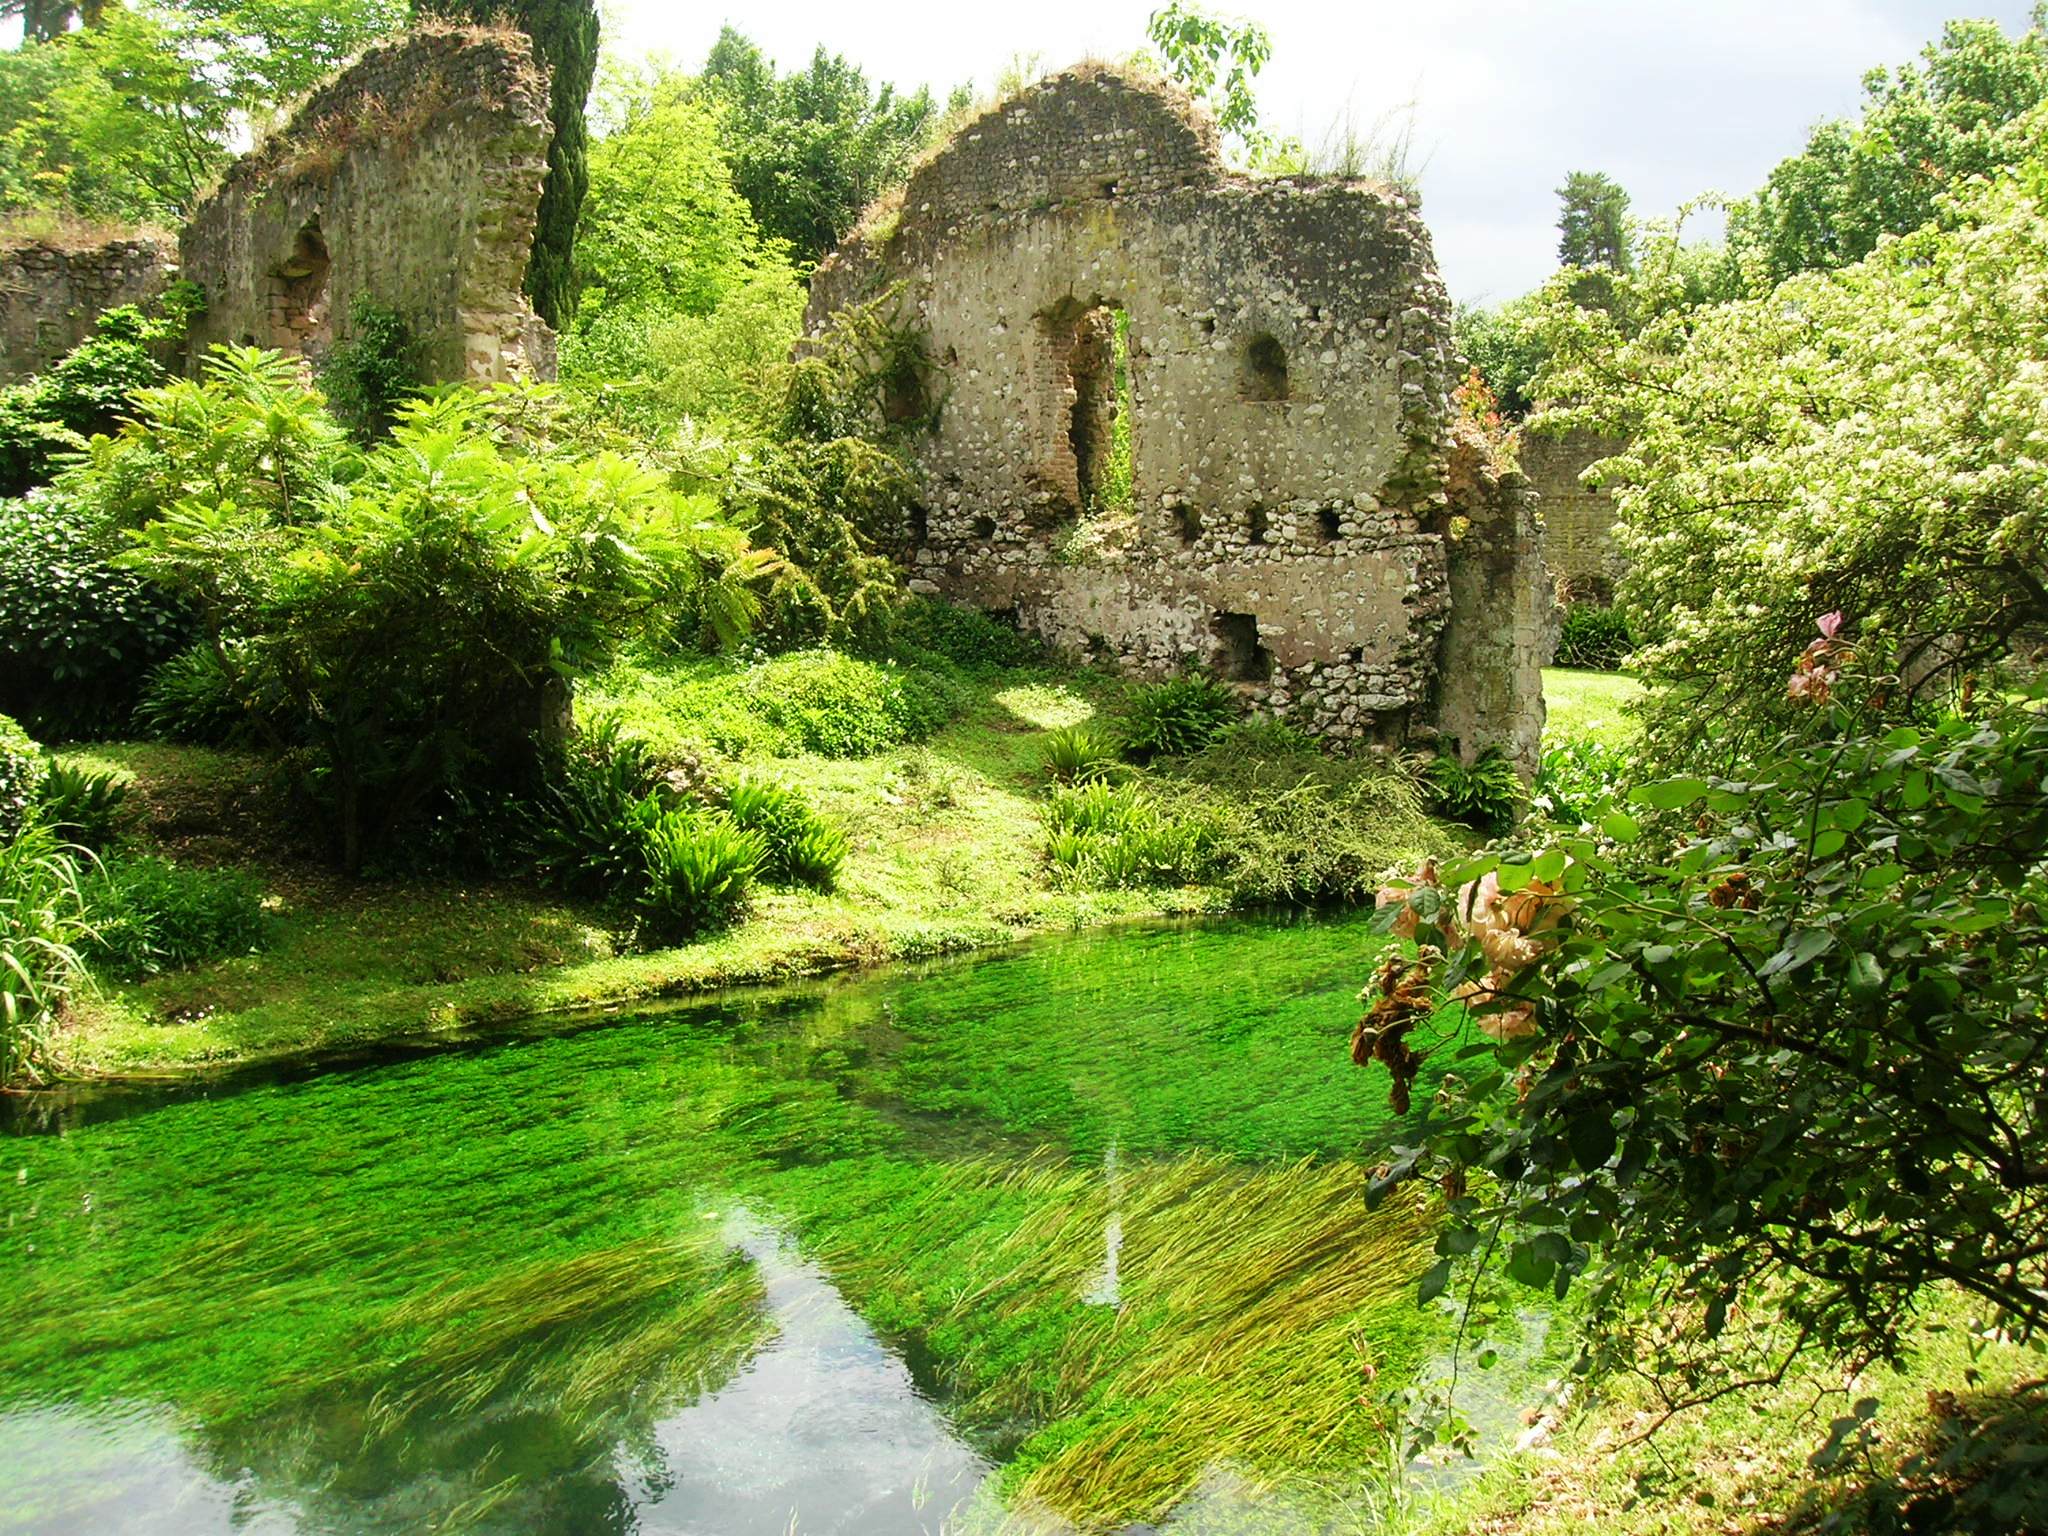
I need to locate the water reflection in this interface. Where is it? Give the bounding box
[632,1211,994,1533]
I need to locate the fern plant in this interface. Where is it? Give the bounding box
[722,771,848,890]
[1041,724,1122,784]
[1421,749,1523,831]
[636,809,765,944]
[1122,677,1237,761]
[37,760,132,851]
[533,719,664,900]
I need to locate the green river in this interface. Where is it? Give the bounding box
[0,914,1481,1535]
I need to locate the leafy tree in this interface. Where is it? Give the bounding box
[574,81,778,324]
[1728,12,2048,286]
[173,0,407,106]
[698,27,940,267]
[0,1,402,221]
[412,0,597,328]
[1364,662,2048,1462]
[1556,170,1632,272]
[96,348,760,870]
[1539,123,2048,767]
[1452,298,1549,418]
[1144,1,1274,163]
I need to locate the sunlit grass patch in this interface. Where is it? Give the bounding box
[1542,667,1643,745]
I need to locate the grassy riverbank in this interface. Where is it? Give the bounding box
[49,657,1462,1079]
[44,665,1627,1081]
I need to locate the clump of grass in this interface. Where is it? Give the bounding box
[1043,780,1214,889]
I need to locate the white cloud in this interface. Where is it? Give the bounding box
[607,0,2041,299]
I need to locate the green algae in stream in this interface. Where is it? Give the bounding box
[2,912,1453,1534]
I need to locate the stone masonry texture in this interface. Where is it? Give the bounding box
[180,24,556,384]
[806,66,1546,769]
[0,234,177,384]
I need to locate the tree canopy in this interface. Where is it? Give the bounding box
[697,27,942,267]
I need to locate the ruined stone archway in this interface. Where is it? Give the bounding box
[807,65,1546,769]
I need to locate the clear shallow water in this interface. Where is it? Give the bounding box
[0,913,1443,1535]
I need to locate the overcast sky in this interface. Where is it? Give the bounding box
[608,0,2040,304]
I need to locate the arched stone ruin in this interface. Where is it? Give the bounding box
[807,65,1547,770]
[180,23,556,383]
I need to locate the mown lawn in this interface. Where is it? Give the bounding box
[1541,666,1642,744]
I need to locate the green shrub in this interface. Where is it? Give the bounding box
[636,808,765,943]
[1421,749,1523,830]
[1553,603,1634,671]
[746,650,958,757]
[0,299,193,497]
[0,492,193,736]
[722,772,847,890]
[319,296,426,443]
[1366,679,2048,1447]
[136,643,247,744]
[111,356,759,872]
[0,713,47,842]
[36,759,132,851]
[532,719,664,901]
[1041,724,1122,785]
[1043,780,1215,889]
[1153,729,1447,905]
[1531,736,1634,826]
[1122,676,1238,761]
[79,855,267,979]
[0,819,88,1083]
[888,597,1042,676]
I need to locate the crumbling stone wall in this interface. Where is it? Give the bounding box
[1438,422,1549,772]
[1522,428,1624,603]
[806,66,1545,769]
[0,232,176,383]
[181,24,555,383]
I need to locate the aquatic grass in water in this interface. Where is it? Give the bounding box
[800,1153,1437,1529]
[0,913,1462,1533]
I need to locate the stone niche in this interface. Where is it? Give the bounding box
[806,65,1545,770]
[0,230,177,384]
[181,23,555,384]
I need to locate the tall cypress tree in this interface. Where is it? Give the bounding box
[414,0,596,328]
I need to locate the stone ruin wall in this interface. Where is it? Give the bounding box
[0,232,177,383]
[808,67,1546,769]
[1521,427,1624,603]
[181,24,555,384]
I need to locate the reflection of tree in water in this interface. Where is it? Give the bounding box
[186,1235,769,1535]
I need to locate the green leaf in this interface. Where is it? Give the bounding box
[1847,951,1886,997]
[1812,828,1848,858]
[1418,1257,1453,1305]
[1570,1111,1618,1171]
[1600,811,1642,843]
[1532,848,1568,884]
[1631,777,1711,810]
[1759,927,1834,978]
